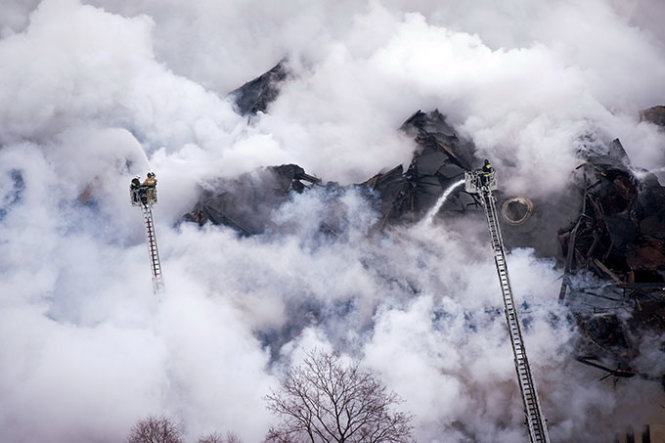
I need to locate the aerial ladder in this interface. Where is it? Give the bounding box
[130,173,164,295]
[465,168,550,443]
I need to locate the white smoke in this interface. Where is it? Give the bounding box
[1,0,665,442]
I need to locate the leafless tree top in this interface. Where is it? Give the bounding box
[127,416,184,443]
[266,351,412,443]
[198,431,242,443]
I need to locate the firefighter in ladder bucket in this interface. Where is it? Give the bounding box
[130,172,158,206]
[143,172,157,205]
[464,160,497,195]
[479,159,494,189]
[130,177,141,205]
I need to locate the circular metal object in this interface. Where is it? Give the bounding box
[501,197,534,225]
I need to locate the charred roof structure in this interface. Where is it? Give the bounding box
[641,105,665,128]
[187,63,665,390]
[183,164,319,235]
[228,60,288,116]
[361,110,477,226]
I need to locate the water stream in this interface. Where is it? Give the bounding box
[421,178,465,226]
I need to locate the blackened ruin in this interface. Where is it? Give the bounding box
[185,63,665,388]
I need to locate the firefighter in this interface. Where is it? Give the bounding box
[481,159,493,175]
[143,172,157,187]
[130,177,141,204]
[142,172,157,204]
[479,159,494,187]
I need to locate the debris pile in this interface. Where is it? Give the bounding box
[183,164,319,235]
[361,110,477,226]
[559,137,665,381]
[182,109,481,233]
[229,61,288,116]
[641,105,665,127]
[559,139,665,292]
[188,61,665,388]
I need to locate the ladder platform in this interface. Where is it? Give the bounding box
[131,174,164,295]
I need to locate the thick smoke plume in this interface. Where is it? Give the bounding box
[1,0,665,442]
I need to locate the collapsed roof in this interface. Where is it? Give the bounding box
[361,109,477,226]
[182,164,319,235]
[192,63,665,386]
[228,60,288,116]
[641,105,665,128]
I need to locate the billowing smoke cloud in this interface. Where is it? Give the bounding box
[1,0,665,442]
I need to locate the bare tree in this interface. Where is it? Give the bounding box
[198,431,242,443]
[127,416,184,443]
[265,351,412,443]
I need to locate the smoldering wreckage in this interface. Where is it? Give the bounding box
[108,59,665,441]
[182,62,665,393]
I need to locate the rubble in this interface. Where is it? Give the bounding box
[641,105,665,127]
[187,63,665,388]
[228,60,288,116]
[182,109,481,232]
[558,143,665,290]
[361,110,477,226]
[557,136,665,382]
[362,109,583,258]
[182,164,319,234]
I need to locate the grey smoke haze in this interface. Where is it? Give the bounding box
[1,0,665,442]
